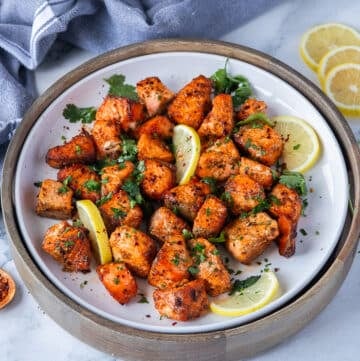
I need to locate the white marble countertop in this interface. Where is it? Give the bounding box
[1,1,360,360]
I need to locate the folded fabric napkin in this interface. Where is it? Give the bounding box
[0,0,281,144]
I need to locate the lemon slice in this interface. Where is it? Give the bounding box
[317,46,360,88]
[324,62,360,116]
[76,199,112,264]
[300,23,360,72]
[273,115,321,173]
[210,271,280,317]
[173,124,201,185]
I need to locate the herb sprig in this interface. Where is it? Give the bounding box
[63,104,96,124]
[105,74,139,100]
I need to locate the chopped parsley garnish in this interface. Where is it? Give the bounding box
[121,161,145,207]
[104,74,139,101]
[191,243,207,264]
[201,177,217,194]
[83,179,101,192]
[279,170,307,196]
[230,275,261,295]
[137,294,149,304]
[221,191,233,206]
[293,144,301,150]
[209,231,226,243]
[80,280,88,289]
[188,266,200,276]
[269,194,281,206]
[75,145,82,155]
[58,176,72,194]
[33,181,42,187]
[72,219,83,227]
[117,136,138,164]
[111,207,127,219]
[299,228,308,236]
[113,277,120,285]
[205,208,212,216]
[63,104,96,124]
[211,59,252,108]
[182,229,194,241]
[63,240,74,249]
[171,254,181,266]
[96,192,113,206]
[234,112,274,132]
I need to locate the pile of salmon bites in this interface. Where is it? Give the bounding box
[36,72,303,322]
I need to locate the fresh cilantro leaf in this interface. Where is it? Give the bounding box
[209,231,226,243]
[279,170,307,196]
[83,179,101,192]
[33,181,42,188]
[188,266,199,276]
[104,74,139,101]
[229,275,261,295]
[137,293,149,304]
[111,207,127,219]
[182,229,194,241]
[201,177,217,194]
[211,60,252,108]
[63,104,96,123]
[117,136,138,164]
[96,192,113,206]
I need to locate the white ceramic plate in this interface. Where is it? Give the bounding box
[14,52,348,334]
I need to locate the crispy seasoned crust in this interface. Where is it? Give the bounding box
[149,206,190,244]
[57,164,100,203]
[91,118,122,160]
[224,174,265,214]
[167,75,212,129]
[109,226,157,278]
[238,156,274,189]
[188,238,231,296]
[46,130,96,168]
[233,124,284,166]
[42,221,91,272]
[101,161,134,196]
[134,115,174,140]
[141,159,176,200]
[192,195,228,238]
[97,262,137,304]
[96,95,145,133]
[224,212,279,264]
[148,235,192,289]
[99,190,143,233]
[197,94,234,140]
[136,77,175,117]
[35,179,73,219]
[163,180,211,222]
[137,133,174,163]
[153,279,209,321]
[195,138,240,181]
[236,98,267,121]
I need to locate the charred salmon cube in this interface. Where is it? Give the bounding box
[35,179,73,219]
[224,212,279,264]
[238,157,274,189]
[136,77,175,117]
[141,159,176,200]
[42,221,91,272]
[188,238,231,296]
[163,179,211,222]
[101,161,134,196]
[134,115,174,140]
[148,235,192,289]
[153,279,209,321]
[57,164,101,203]
[46,130,96,169]
[195,138,240,182]
[109,226,157,278]
[236,98,267,121]
[197,94,234,141]
[97,262,137,304]
[192,195,228,238]
[168,75,212,130]
[137,133,174,163]
[99,190,143,233]
[149,206,190,244]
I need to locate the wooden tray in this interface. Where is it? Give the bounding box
[2,40,360,360]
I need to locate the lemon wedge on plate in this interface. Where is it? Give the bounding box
[324,62,360,117]
[317,45,360,88]
[172,124,201,185]
[76,199,112,264]
[273,115,321,173]
[210,271,280,317]
[300,23,360,72]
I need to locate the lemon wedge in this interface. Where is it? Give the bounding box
[172,124,201,185]
[300,23,360,72]
[76,199,112,264]
[317,45,360,88]
[273,115,321,173]
[324,62,360,117]
[210,271,280,317]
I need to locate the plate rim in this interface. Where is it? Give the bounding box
[2,39,360,358]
